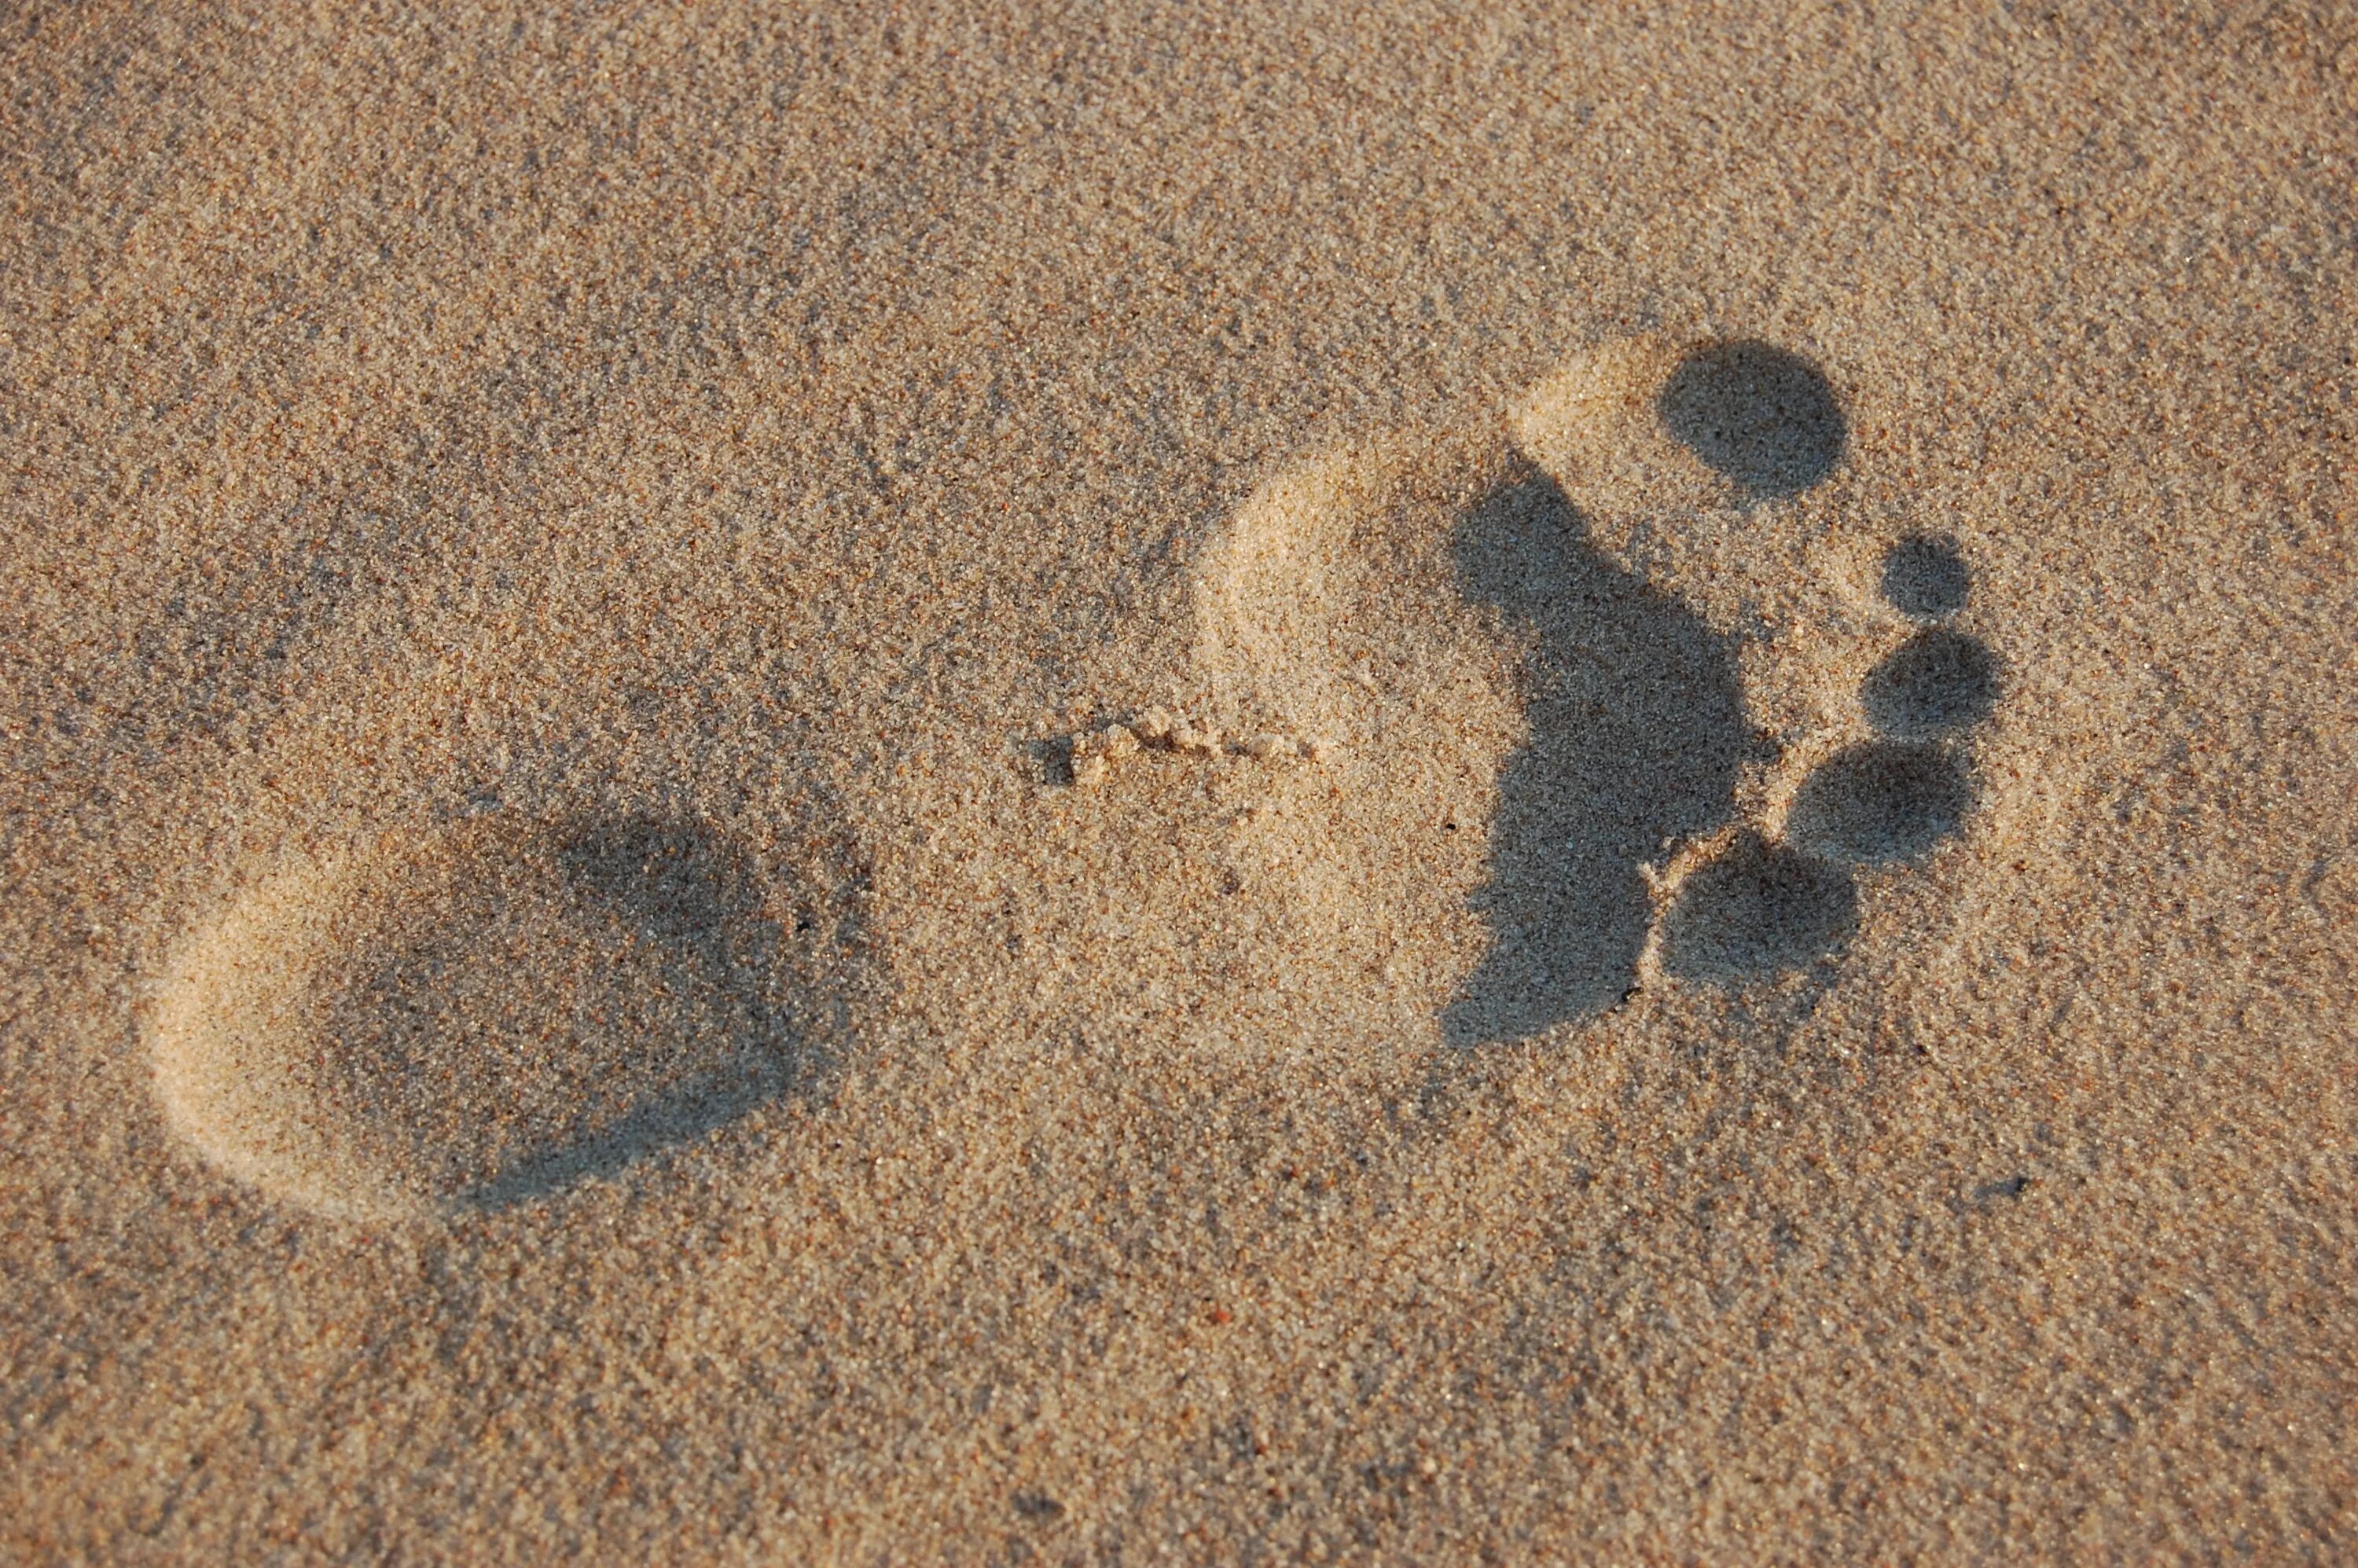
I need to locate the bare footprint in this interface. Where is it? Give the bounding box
[1182,336,2002,1043]
[145,652,866,1222]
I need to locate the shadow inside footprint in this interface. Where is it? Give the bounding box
[1880,535,1971,620]
[1657,340,1846,498]
[325,813,796,1212]
[1861,629,1999,740]
[1658,830,1858,982]
[150,799,869,1223]
[1786,742,1972,865]
[1443,466,1750,1046]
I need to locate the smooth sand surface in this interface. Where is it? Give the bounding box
[5,3,2353,1560]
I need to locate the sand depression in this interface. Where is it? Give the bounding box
[148,810,844,1222]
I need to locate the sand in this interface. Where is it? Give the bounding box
[3,2,2353,1561]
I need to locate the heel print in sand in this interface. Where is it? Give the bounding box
[1175,335,2002,1045]
[145,652,867,1222]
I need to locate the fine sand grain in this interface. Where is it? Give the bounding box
[4,3,2354,1561]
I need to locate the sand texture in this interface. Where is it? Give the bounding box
[3,2,2354,1561]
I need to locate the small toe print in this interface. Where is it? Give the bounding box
[1880,535,1971,620]
[1860,628,1999,740]
[1659,832,1858,982]
[1645,529,2000,985]
[1785,742,1974,865]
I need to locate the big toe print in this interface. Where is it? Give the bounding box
[1656,338,1847,498]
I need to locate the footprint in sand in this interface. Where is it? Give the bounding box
[145,662,865,1222]
[1185,334,2002,1044]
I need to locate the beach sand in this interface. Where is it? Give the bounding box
[4,2,2353,1559]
